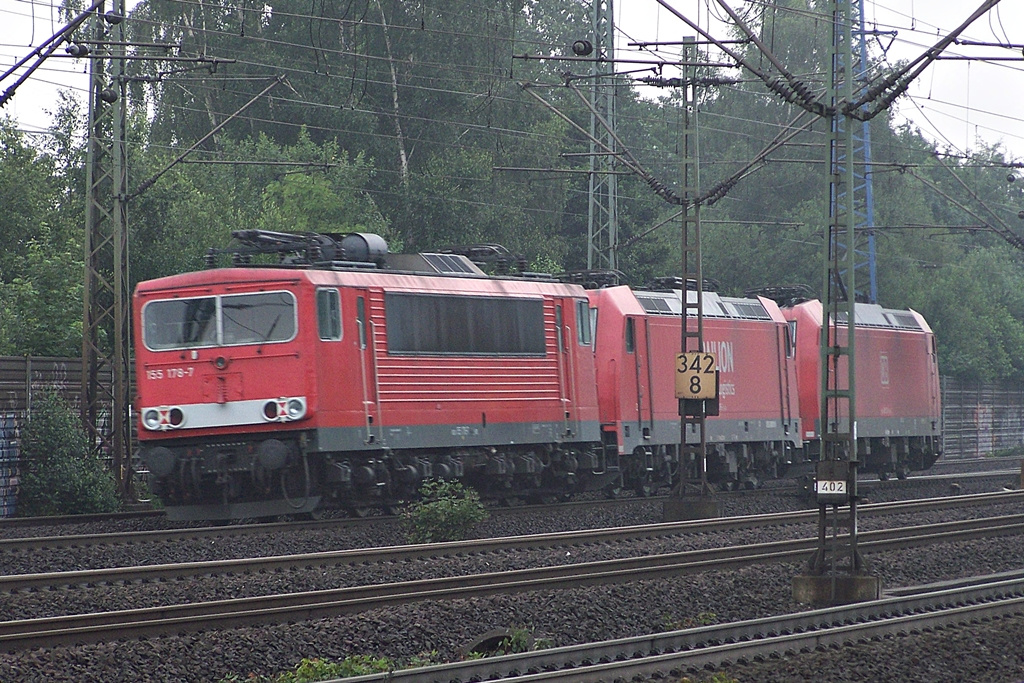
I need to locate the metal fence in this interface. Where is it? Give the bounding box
[941,376,1024,459]
[0,356,92,416]
[0,413,16,517]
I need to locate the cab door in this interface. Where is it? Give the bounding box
[623,316,653,446]
[555,303,577,437]
[347,289,380,444]
[315,287,380,446]
[926,334,942,434]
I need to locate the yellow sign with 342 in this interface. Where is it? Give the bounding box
[675,352,718,400]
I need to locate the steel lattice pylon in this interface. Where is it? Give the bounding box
[808,0,863,578]
[586,0,618,270]
[82,0,132,499]
[836,0,880,304]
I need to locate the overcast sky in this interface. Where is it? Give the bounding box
[616,0,1024,159]
[1,0,1022,159]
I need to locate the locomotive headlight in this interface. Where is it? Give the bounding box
[142,409,161,430]
[262,397,306,422]
[168,407,184,427]
[285,398,305,419]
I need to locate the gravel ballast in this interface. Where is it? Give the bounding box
[0,468,1022,682]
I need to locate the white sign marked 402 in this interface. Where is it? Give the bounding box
[815,480,848,495]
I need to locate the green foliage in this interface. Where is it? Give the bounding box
[401,480,489,544]
[499,627,534,654]
[402,651,442,669]
[258,172,385,236]
[0,236,83,356]
[128,131,394,284]
[16,390,121,516]
[0,118,84,356]
[499,626,553,654]
[218,655,394,683]
[0,119,60,280]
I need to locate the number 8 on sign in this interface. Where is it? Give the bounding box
[675,352,718,400]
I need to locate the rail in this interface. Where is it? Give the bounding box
[1,515,1023,651]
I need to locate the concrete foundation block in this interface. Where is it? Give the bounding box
[793,574,881,606]
[662,497,723,521]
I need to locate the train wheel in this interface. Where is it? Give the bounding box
[603,483,622,499]
[877,470,890,481]
[634,475,653,497]
[349,506,373,518]
[896,465,910,480]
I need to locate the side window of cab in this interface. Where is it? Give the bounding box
[576,299,592,346]
[316,288,342,340]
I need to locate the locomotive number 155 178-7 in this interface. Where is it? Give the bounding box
[146,367,195,380]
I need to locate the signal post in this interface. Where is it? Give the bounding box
[663,37,721,522]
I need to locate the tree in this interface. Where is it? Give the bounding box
[128,131,394,283]
[11,0,1024,386]
[126,0,589,264]
[16,390,120,516]
[0,118,84,356]
[0,119,62,283]
[0,237,83,357]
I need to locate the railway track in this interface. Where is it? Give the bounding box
[1,466,1018,552]
[336,571,1024,683]
[2,514,1023,652]
[1,455,1013,534]
[2,490,1023,586]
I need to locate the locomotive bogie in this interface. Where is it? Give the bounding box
[138,432,323,520]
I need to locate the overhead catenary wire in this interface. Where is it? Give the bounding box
[0,0,105,108]
[128,75,291,201]
[7,0,1014,172]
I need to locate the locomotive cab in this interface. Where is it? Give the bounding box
[782,299,942,479]
[136,276,321,520]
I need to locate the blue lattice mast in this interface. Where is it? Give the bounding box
[587,0,619,270]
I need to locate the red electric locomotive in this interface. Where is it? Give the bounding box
[587,283,801,490]
[135,231,609,520]
[783,298,942,478]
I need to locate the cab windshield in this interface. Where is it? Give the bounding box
[143,291,296,350]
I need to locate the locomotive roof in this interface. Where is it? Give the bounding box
[587,286,785,323]
[786,299,931,332]
[631,288,777,321]
[134,264,591,299]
